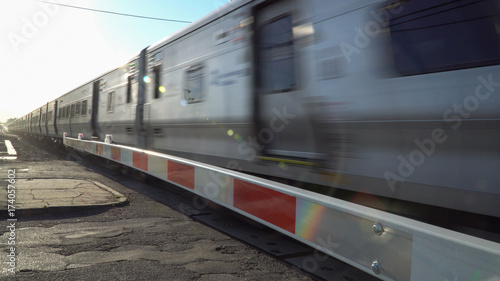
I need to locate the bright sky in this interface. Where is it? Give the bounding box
[0,0,231,123]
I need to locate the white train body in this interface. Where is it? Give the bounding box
[9,0,500,217]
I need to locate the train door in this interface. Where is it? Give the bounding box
[38,108,42,134]
[44,103,49,136]
[54,100,58,136]
[254,0,319,162]
[91,80,100,139]
[29,114,32,133]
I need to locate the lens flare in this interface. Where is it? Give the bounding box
[227,130,234,136]
[143,76,151,83]
[159,86,166,93]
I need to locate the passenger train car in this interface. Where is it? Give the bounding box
[9,0,500,218]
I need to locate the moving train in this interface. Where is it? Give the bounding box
[8,0,500,218]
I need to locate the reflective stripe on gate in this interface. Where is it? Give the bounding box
[64,136,500,281]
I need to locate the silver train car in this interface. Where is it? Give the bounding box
[9,0,500,217]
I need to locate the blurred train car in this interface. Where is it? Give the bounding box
[8,0,500,217]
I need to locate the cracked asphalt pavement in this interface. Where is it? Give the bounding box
[0,138,313,281]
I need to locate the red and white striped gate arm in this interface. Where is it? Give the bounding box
[63,135,500,281]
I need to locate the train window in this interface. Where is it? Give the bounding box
[185,64,205,103]
[258,15,296,93]
[81,100,87,116]
[65,106,70,118]
[389,0,500,75]
[62,107,66,119]
[70,104,75,117]
[48,111,52,121]
[58,108,62,120]
[153,65,161,99]
[42,113,46,122]
[76,102,81,116]
[107,91,115,112]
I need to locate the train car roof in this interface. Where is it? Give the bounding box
[148,0,253,52]
[17,0,253,117]
[56,0,252,101]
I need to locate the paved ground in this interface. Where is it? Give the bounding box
[0,137,315,281]
[13,179,126,210]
